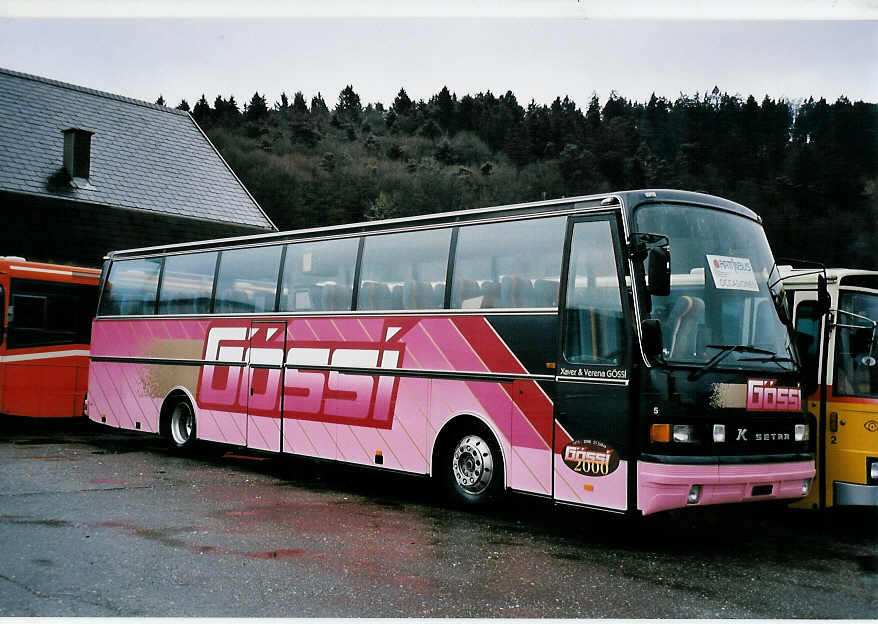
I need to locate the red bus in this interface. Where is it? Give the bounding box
[87,190,814,515]
[0,257,100,418]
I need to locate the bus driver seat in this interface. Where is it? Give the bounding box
[667,295,704,360]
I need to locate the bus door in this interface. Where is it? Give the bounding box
[790,293,825,508]
[824,290,878,507]
[246,320,287,452]
[554,215,632,511]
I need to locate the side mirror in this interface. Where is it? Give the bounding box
[647,247,671,297]
[641,319,664,358]
[772,289,790,326]
[817,274,831,316]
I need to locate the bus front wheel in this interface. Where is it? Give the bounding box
[168,400,196,450]
[442,424,504,506]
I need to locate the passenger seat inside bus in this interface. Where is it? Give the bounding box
[359,281,393,310]
[533,279,559,308]
[500,275,533,308]
[667,295,704,359]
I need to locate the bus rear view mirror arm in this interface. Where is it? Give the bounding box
[641,319,664,359]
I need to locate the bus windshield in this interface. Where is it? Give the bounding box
[834,291,878,398]
[635,203,792,370]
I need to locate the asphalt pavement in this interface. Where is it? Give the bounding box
[0,417,875,617]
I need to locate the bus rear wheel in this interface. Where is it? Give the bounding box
[442,424,504,506]
[168,400,196,450]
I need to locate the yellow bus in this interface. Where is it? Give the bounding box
[780,267,878,508]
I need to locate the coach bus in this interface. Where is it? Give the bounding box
[87,189,814,515]
[1,257,100,418]
[780,267,878,509]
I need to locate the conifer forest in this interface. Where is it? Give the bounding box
[169,86,877,269]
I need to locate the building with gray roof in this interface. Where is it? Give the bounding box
[0,67,276,267]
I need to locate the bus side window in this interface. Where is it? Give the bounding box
[157,252,218,315]
[794,300,821,395]
[451,217,565,310]
[214,245,283,313]
[280,238,358,312]
[99,258,162,316]
[6,280,96,349]
[357,229,451,311]
[563,220,625,365]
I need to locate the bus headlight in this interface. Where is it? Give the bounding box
[673,425,696,443]
[650,424,698,443]
[794,424,809,442]
[713,424,726,443]
[687,485,702,504]
[869,458,878,484]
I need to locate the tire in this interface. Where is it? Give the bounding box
[442,423,504,506]
[168,400,196,450]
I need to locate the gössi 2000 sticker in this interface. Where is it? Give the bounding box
[562,440,620,476]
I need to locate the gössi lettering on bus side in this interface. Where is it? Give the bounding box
[196,323,405,429]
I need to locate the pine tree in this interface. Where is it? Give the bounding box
[192,94,211,125]
[334,85,363,128]
[293,92,309,116]
[391,88,413,116]
[310,92,330,124]
[245,91,268,122]
[433,86,456,132]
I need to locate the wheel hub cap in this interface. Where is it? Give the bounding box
[452,434,494,494]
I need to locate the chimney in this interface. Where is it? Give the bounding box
[62,128,94,181]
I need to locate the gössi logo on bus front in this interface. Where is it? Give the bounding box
[746,379,802,412]
[706,254,759,292]
[562,439,620,476]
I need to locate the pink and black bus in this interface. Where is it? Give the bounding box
[87,190,814,515]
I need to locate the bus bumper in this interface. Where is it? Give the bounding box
[833,482,878,506]
[637,460,815,515]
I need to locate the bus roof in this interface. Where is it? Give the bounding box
[104,189,759,261]
[0,256,102,282]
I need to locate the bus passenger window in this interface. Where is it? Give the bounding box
[564,220,625,365]
[451,217,565,309]
[833,292,878,398]
[357,229,451,311]
[98,257,162,316]
[280,238,358,312]
[7,279,97,349]
[214,245,283,313]
[157,252,218,315]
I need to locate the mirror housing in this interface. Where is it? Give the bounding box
[641,319,664,358]
[817,274,831,316]
[647,247,671,297]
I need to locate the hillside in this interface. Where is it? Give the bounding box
[169,86,878,269]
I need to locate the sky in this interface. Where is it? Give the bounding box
[0,1,876,110]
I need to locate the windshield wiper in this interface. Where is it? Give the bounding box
[688,344,776,381]
[738,353,795,371]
